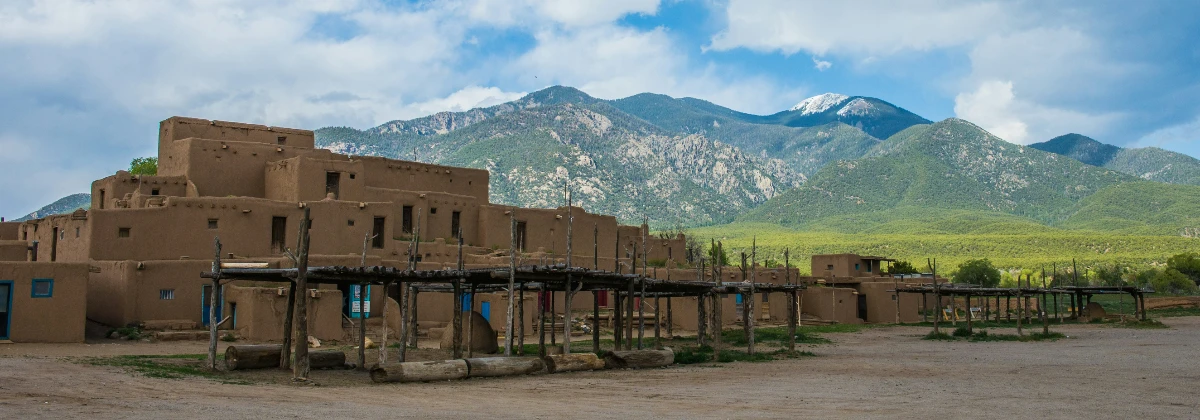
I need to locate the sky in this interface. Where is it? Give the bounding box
[1,0,1199,218]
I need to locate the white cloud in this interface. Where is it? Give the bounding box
[466,0,660,27]
[709,0,1010,55]
[398,86,527,118]
[812,56,832,71]
[954,80,1121,144]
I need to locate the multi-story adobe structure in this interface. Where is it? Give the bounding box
[0,117,922,344]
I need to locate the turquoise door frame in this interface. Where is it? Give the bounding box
[0,280,12,340]
[201,284,223,326]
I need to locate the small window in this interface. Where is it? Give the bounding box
[855,263,860,271]
[32,279,53,298]
[402,206,413,234]
[59,230,65,240]
[451,211,461,239]
[151,188,160,196]
[277,136,287,144]
[372,217,386,249]
[347,219,355,227]
[160,289,175,300]
[430,207,437,214]
[827,265,834,270]
[349,173,356,179]
[118,228,131,238]
[208,219,218,229]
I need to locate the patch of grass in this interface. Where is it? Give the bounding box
[923,331,954,340]
[674,345,714,365]
[107,326,143,340]
[1027,332,1066,341]
[672,345,814,364]
[221,333,237,342]
[1115,319,1169,329]
[1149,306,1200,317]
[952,327,973,337]
[84,354,232,380]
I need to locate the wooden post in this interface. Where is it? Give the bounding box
[788,290,797,351]
[613,290,623,349]
[279,277,296,369]
[592,290,600,354]
[398,285,410,362]
[293,207,312,379]
[965,294,973,333]
[409,289,419,349]
[518,283,525,355]
[564,182,573,354]
[549,289,557,347]
[637,280,646,349]
[713,241,724,358]
[452,279,463,359]
[379,280,391,365]
[1016,276,1024,336]
[894,276,902,324]
[666,296,673,339]
[208,237,222,370]
[654,294,661,349]
[505,211,517,356]
[625,276,635,351]
[929,258,940,334]
[921,292,928,323]
[538,285,547,358]
[696,292,707,346]
[748,238,757,355]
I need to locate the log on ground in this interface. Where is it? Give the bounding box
[370,360,469,383]
[465,357,545,377]
[542,353,606,373]
[310,349,348,370]
[225,344,284,370]
[603,348,674,369]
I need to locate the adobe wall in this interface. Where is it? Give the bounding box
[159,138,336,198]
[87,198,398,261]
[0,241,28,262]
[91,173,191,210]
[20,212,91,263]
[800,287,862,324]
[160,116,315,149]
[224,285,343,342]
[365,187,480,245]
[265,156,365,203]
[358,156,489,203]
[855,282,921,323]
[0,221,19,240]
[0,262,88,342]
[477,205,623,259]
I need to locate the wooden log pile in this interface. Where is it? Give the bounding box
[603,349,674,369]
[225,345,348,371]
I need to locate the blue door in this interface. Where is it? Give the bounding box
[462,293,473,312]
[201,284,223,326]
[480,301,491,322]
[0,281,11,340]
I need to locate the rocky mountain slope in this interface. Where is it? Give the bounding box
[13,193,90,222]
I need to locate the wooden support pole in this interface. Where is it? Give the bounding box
[1016,276,1024,336]
[592,290,600,354]
[452,279,463,359]
[929,258,940,334]
[654,295,661,349]
[625,277,635,351]
[613,290,623,349]
[696,292,707,346]
[549,289,557,347]
[748,238,757,355]
[409,289,419,349]
[965,294,973,333]
[637,280,645,350]
[518,283,525,355]
[379,280,391,365]
[208,237,222,371]
[564,183,573,354]
[787,289,796,350]
[293,207,312,379]
[713,241,724,358]
[506,211,517,356]
[538,285,547,357]
[280,278,296,369]
[398,285,410,362]
[666,296,673,339]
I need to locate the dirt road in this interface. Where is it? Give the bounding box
[3,318,1198,419]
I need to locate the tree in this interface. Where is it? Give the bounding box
[130,157,157,175]
[1167,252,1200,285]
[1091,265,1126,287]
[1150,269,1198,295]
[706,241,730,267]
[952,259,1001,288]
[884,260,919,275]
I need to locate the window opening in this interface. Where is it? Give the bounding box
[325,172,341,199]
[160,289,175,300]
[271,217,287,254]
[31,279,53,298]
[208,219,218,229]
[372,217,385,249]
[402,206,413,234]
[451,211,461,239]
[118,228,130,238]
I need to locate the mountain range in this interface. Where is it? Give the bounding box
[13,86,1200,240]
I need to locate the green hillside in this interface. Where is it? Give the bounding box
[1031,134,1200,186]
[1061,181,1200,236]
[740,118,1135,227]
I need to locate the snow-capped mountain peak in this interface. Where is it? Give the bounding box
[836,98,876,117]
[789,93,850,114]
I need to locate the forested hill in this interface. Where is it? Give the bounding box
[1030,134,1200,186]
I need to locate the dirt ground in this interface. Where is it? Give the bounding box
[3,318,1199,419]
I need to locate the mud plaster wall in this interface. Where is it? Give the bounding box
[0,222,20,240]
[800,287,862,324]
[0,262,88,342]
[160,117,316,148]
[20,213,90,263]
[159,138,334,198]
[225,285,343,342]
[265,157,365,203]
[0,241,29,262]
[854,282,921,323]
[358,156,489,204]
[365,187,480,245]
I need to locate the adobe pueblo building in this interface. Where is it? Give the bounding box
[0,117,921,344]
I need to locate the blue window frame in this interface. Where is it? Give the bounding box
[32,278,54,298]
